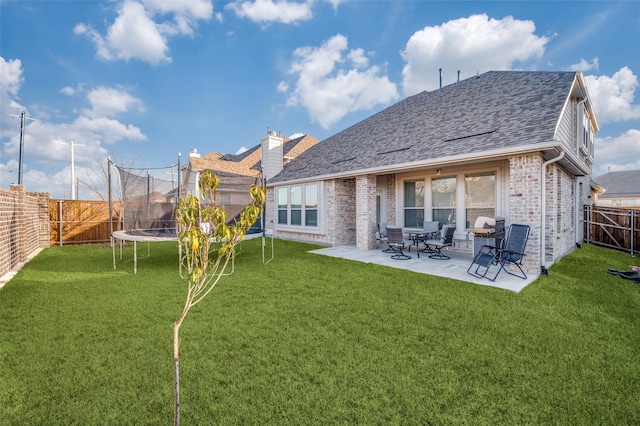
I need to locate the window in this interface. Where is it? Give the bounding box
[465,173,496,228]
[277,187,288,224]
[290,186,302,225]
[277,183,319,227]
[581,105,594,157]
[305,184,318,226]
[404,180,424,227]
[432,177,456,226]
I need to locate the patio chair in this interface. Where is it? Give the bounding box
[422,224,456,260]
[418,220,440,255]
[377,222,390,251]
[467,224,530,281]
[385,225,412,260]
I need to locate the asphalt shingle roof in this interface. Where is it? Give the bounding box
[271,71,578,184]
[189,134,318,177]
[593,170,640,198]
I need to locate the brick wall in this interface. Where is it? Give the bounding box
[0,185,50,279]
[386,174,397,225]
[508,154,542,274]
[355,175,377,250]
[331,178,356,245]
[545,164,578,261]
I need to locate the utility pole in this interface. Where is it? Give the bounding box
[9,110,37,185]
[60,140,86,200]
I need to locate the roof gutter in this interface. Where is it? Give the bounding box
[540,149,565,275]
[268,142,567,187]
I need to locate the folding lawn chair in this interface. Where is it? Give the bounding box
[467,224,530,281]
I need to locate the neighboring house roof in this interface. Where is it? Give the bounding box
[270,71,585,184]
[593,170,640,198]
[187,133,318,178]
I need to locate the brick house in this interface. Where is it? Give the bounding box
[593,170,640,208]
[262,71,599,275]
[183,133,318,222]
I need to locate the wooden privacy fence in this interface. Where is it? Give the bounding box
[584,205,639,255]
[49,200,121,246]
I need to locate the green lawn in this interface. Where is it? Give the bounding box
[1,239,639,425]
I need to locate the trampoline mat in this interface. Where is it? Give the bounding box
[126,228,178,237]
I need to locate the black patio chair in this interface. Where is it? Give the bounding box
[385,225,412,260]
[377,222,391,252]
[418,220,440,255]
[467,224,530,281]
[422,224,456,260]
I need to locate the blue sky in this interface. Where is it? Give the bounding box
[1,0,639,199]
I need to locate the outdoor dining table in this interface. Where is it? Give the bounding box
[404,228,439,258]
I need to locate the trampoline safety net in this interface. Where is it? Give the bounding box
[114,164,181,232]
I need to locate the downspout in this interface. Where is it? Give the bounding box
[575,181,583,248]
[575,99,588,247]
[540,150,565,275]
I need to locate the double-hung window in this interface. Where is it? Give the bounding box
[465,172,496,227]
[404,180,424,227]
[277,183,318,227]
[580,104,594,157]
[432,177,456,226]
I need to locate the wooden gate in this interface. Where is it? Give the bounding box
[584,205,639,255]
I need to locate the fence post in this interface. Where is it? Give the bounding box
[585,204,591,244]
[631,209,635,256]
[59,200,63,246]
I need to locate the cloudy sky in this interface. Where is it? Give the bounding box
[1,0,639,199]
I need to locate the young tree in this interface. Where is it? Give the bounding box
[173,170,265,426]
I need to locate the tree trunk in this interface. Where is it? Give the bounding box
[173,322,181,426]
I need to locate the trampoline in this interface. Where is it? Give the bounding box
[109,157,182,274]
[108,155,273,274]
[111,228,178,274]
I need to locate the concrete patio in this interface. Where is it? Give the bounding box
[309,244,538,292]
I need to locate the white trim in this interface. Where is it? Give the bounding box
[269,142,564,186]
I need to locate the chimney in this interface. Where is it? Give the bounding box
[261,130,284,183]
[189,148,201,158]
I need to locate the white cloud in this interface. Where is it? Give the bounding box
[75,0,214,65]
[0,57,28,142]
[281,34,398,128]
[401,14,549,95]
[593,129,640,176]
[584,67,640,124]
[73,116,146,144]
[276,81,289,93]
[142,0,213,22]
[347,48,369,68]
[83,87,145,118]
[60,86,76,96]
[106,1,170,64]
[227,0,313,24]
[569,57,599,72]
[0,57,24,97]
